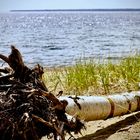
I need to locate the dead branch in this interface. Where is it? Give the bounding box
[0,46,84,140]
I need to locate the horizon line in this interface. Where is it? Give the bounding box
[10,8,140,12]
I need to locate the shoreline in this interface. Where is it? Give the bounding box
[10,8,140,12]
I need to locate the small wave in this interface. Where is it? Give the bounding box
[100,47,110,50]
[45,45,63,50]
[106,56,123,60]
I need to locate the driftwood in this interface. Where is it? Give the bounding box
[0,46,84,140]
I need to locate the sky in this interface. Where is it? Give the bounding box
[0,0,140,12]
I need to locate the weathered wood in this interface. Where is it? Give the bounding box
[0,68,11,73]
[0,46,84,140]
[0,54,9,64]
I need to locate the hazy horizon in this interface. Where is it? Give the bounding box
[10,8,140,12]
[0,0,140,12]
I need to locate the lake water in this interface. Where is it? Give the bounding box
[0,11,140,67]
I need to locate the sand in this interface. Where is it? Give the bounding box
[76,111,140,140]
[42,111,140,140]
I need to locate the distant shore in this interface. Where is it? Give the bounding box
[10,8,140,12]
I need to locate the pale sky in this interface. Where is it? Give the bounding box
[0,0,140,12]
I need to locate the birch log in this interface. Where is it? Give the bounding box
[59,92,140,121]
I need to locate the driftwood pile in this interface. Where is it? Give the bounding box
[0,46,84,140]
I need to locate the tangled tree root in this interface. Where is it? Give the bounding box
[0,46,85,140]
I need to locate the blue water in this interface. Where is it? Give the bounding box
[0,11,140,67]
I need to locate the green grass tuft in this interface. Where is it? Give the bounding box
[43,54,140,95]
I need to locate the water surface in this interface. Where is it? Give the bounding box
[0,11,140,67]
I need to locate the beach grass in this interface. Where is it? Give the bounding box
[43,53,140,95]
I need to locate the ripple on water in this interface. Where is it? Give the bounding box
[0,12,140,67]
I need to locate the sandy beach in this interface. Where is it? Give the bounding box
[77,111,140,140]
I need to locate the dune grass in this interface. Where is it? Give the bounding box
[43,54,140,95]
